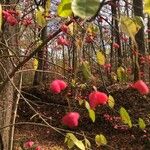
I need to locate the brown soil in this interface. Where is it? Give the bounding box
[14,84,150,150]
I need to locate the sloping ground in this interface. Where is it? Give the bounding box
[14,85,150,150]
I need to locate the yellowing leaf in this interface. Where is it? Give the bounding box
[0,4,2,32]
[67,139,75,149]
[95,134,107,146]
[35,6,46,27]
[85,100,90,110]
[81,61,93,80]
[96,51,105,65]
[33,59,38,70]
[133,16,144,28]
[85,138,91,148]
[108,95,115,109]
[57,0,72,18]
[138,118,146,130]
[119,16,142,46]
[75,140,85,150]
[119,107,132,128]
[117,66,126,82]
[88,109,95,122]
[65,133,85,150]
[87,24,99,34]
[144,0,150,15]
[45,0,51,17]
[79,99,84,105]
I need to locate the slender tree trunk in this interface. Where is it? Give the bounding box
[33,1,48,85]
[33,26,47,85]
[112,0,122,67]
[133,0,145,80]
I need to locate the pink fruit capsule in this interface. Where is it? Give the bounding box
[89,91,108,109]
[132,80,149,95]
[62,112,80,128]
[50,80,67,94]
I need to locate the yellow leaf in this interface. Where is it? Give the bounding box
[0,4,2,32]
[35,6,46,27]
[45,0,50,17]
[95,134,107,146]
[138,118,146,130]
[144,0,150,15]
[96,51,105,65]
[119,107,132,128]
[108,95,115,109]
[119,16,141,46]
[33,59,38,70]
[88,109,95,122]
[117,66,127,82]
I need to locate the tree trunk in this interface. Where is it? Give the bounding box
[133,0,145,80]
[0,1,18,149]
[33,1,48,85]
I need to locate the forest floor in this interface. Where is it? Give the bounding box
[14,84,150,150]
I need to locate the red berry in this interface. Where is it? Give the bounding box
[62,112,80,128]
[6,15,18,26]
[57,36,70,46]
[2,10,10,19]
[60,24,68,33]
[21,17,32,26]
[112,42,120,49]
[104,64,111,69]
[24,141,34,148]
[132,80,149,95]
[89,91,108,109]
[35,146,41,150]
[85,35,94,43]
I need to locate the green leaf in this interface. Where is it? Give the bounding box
[119,107,132,128]
[95,134,107,146]
[0,4,2,32]
[85,101,90,110]
[117,66,126,82]
[35,6,46,27]
[96,51,105,65]
[65,133,85,150]
[57,0,72,18]
[81,61,93,81]
[108,95,115,109]
[71,0,100,19]
[138,118,146,130]
[144,0,150,15]
[85,138,91,148]
[88,109,95,122]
